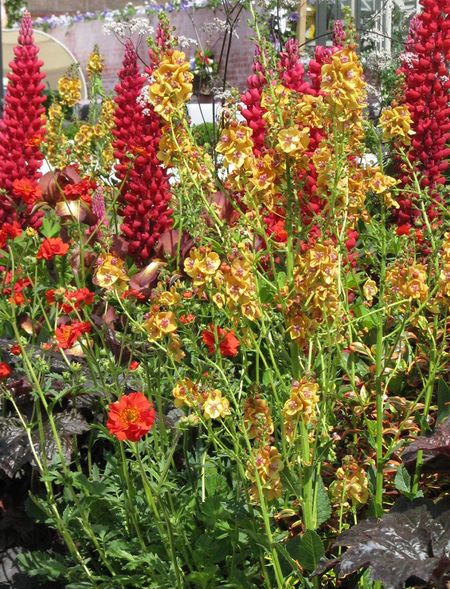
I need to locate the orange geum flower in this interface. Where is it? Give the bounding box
[202,324,240,357]
[106,392,155,442]
[12,178,42,205]
[202,389,231,419]
[55,321,91,350]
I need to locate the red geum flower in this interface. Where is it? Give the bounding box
[55,321,91,350]
[9,292,25,305]
[12,178,42,206]
[129,360,140,371]
[10,344,21,356]
[60,288,95,313]
[202,324,240,358]
[0,221,22,250]
[396,224,411,236]
[180,313,195,324]
[106,392,155,442]
[64,178,97,205]
[0,362,12,379]
[37,237,69,260]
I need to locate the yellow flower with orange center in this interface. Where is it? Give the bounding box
[277,126,310,155]
[321,47,366,113]
[144,311,177,342]
[202,389,231,419]
[184,247,221,287]
[172,378,202,408]
[216,123,254,169]
[379,105,415,145]
[386,262,428,302]
[58,72,81,107]
[294,94,324,129]
[368,170,399,208]
[246,445,283,502]
[243,397,274,440]
[283,379,319,424]
[148,49,193,120]
[87,46,104,77]
[45,101,69,168]
[93,253,129,291]
[363,278,378,304]
[261,84,292,125]
[330,456,369,506]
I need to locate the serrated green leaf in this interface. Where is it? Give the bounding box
[394,465,411,495]
[315,475,331,527]
[287,530,324,572]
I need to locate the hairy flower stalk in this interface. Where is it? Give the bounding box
[112,41,172,265]
[394,0,450,228]
[0,11,46,228]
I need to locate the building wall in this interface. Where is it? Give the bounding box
[28,0,130,15]
[45,7,255,93]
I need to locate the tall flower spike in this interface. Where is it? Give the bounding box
[112,41,173,266]
[0,11,46,228]
[393,0,450,228]
[240,47,267,155]
[277,39,311,94]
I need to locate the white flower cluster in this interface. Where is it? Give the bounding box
[178,35,199,49]
[362,50,392,71]
[103,17,154,38]
[201,17,239,39]
[400,51,417,69]
[137,80,152,117]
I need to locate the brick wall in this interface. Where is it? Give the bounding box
[45,7,255,93]
[28,0,131,15]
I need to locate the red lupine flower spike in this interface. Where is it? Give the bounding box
[393,0,450,228]
[0,11,46,230]
[112,41,173,266]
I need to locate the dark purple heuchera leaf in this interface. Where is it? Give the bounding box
[402,417,450,473]
[0,410,89,477]
[314,498,450,589]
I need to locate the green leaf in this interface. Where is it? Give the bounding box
[262,368,274,386]
[40,215,61,238]
[294,530,325,572]
[437,379,450,423]
[394,465,411,495]
[315,475,331,526]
